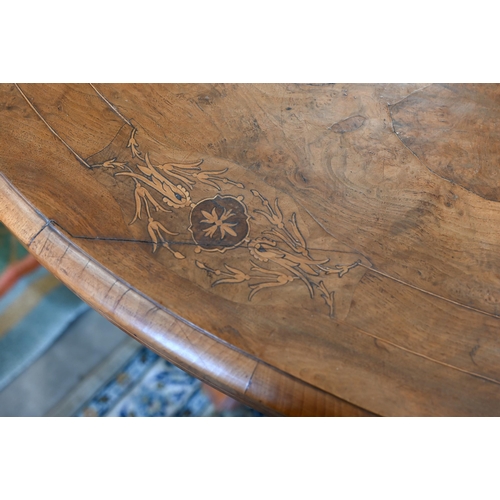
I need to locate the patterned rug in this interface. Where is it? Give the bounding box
[73,346,263,417]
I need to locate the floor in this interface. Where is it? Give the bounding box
[0,309,134,416]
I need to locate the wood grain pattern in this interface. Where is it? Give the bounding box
[1,83,500,415]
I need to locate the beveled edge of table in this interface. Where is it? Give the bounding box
[0,173,376,417]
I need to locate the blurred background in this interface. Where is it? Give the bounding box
[0,223,262,417]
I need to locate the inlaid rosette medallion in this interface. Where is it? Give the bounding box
[188,195,250,253]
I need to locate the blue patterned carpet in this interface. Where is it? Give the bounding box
[74,347,263,417]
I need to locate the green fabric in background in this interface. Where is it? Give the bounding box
[0,223,28,273]
[0,222,90,393]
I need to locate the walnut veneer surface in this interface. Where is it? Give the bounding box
[1,83,499,416]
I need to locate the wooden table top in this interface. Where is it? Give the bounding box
[1,83,499,416]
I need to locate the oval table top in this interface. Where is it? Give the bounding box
[1,83,500,416]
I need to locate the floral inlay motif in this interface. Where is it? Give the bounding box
[201,208,237,239]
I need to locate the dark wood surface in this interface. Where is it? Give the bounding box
[1,83,499,416]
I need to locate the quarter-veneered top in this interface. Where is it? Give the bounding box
[1,83,500,416]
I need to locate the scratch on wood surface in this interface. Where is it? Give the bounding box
[244,363,259,394]
[469,344,480,365]
[112,288,131,312]
[27,219,52,248]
